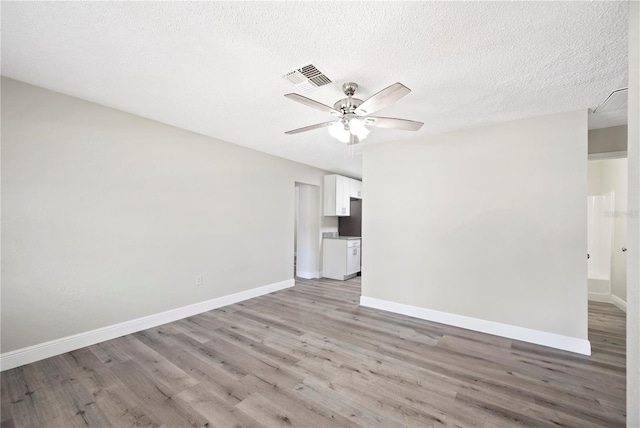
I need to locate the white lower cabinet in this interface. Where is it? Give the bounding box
[322,238,361,280]
[346,242,360,275]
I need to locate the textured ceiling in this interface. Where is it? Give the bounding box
[1,1,629,177]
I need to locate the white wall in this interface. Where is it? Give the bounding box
[587,160,603,196]
[627,1,640,424]
[362,110,589,351]
[0,77,337,354]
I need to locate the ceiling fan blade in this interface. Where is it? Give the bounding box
[355,82,411,116]
[364,116,423,131]
[284,93,341,116]
[349,134,360,145]
[285,121,338,135]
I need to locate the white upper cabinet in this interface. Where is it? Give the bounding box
[349,178,362,199]
[324,174,352,216]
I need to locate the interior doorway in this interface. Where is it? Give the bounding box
[294,182,321,279]
[587,156,628,311]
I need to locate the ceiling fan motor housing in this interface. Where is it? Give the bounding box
[334,97,363,114]
[334,82,362,114]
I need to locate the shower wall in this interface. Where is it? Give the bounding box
[587,192,614,294]
[587,158,628,307]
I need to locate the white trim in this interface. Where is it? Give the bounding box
[611,294,627,312]
[360,296,591,356]
[588,151,627,160]
[0,279,294,372]
[296,270,321,279]
[588,292,628,313]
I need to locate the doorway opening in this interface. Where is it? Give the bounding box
[294,182,321,279]
[586,154,627,394]
[587,156,628,311]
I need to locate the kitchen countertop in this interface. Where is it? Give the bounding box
[324,236,361,240]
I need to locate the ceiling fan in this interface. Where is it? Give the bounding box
[284,82,423,145]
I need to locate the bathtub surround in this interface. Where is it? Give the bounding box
[587,192,615,299]
[362,110,590,354]
[1,78,338,362]
[587,158,628,311]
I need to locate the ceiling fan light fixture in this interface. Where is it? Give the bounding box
[328,122,351,143]
[349,118,370,140]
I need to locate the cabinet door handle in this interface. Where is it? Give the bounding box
[622,247,627,252]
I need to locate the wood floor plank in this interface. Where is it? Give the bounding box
[1,276,626,427]
[63,348,160,428]
[316,374,464,427]
[173,383,264,428]
[109,335,198,395]
[1,365,58,427]
[334,369,475,427]
[239,374,358,427]
[214,326,302,367]
[235,392,303,427]
[29,357,112,428]
[294,376,406,428]
[108,360,204,427]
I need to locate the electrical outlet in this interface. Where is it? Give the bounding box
[195,275,203,286]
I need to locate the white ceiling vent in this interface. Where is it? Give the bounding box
[594,88,628,113]
[283,63,332,92]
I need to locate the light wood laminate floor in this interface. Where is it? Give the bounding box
[1,277,626,427]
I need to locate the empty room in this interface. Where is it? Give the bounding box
[1,2,639,427]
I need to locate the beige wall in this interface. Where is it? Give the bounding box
[362,110,588,341]
[1,78,336,353]
[588,125,627,155]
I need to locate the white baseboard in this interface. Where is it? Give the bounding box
[611,294,627,312]
[296,270,321,279]
[0,279,295,372]
[360,296,591,356]
[588,292,627,313]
